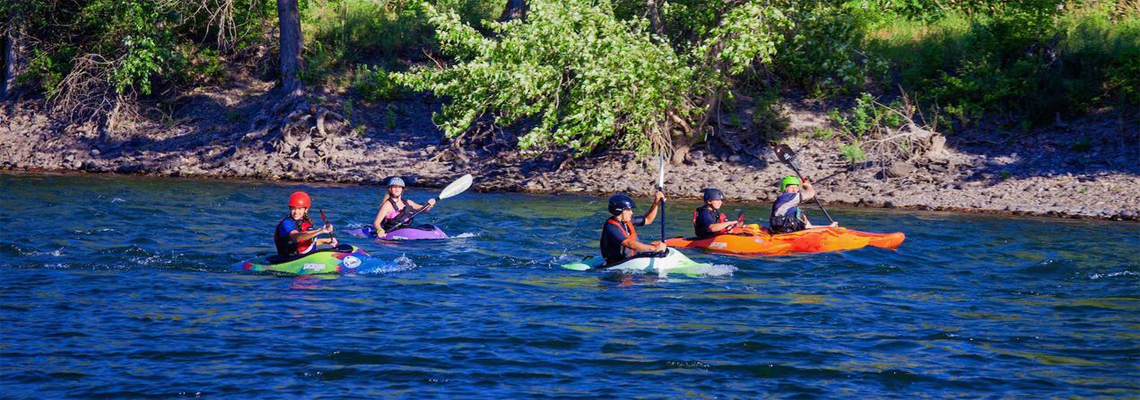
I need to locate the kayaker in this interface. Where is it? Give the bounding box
[600,192,666,266]
[274,191,338,257]
[371,177,436,237]
[769,176,838,233]
[693,188,739,238]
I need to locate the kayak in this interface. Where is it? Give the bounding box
[232,245,383,275]
[663,233,793,256]
[560,248,713,277]
[343,224,449,240]
[664,227,905,256]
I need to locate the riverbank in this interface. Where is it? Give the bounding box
[1,80,1137,221]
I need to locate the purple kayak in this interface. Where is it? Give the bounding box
[344,224,449,240]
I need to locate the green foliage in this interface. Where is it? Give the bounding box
[694,1,790,76]
[812,127,834,140]
[400,0,699,155]
[176,47,227,85]
[839,142,866,165]
[302,0,499,66]
[23,48,75,98]
[15,0,268,108]
[830,93,904,140]
[866,1,1140,126]
[827,92,918,166]
[770,2,888,97]
[353,64,401,102]
[386,106,398,130]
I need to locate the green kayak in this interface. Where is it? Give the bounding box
[232,245,380,275]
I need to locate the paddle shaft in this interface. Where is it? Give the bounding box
[657,154,666,242]
[659,186,665,242]
[318,209,338,241]
[391,197,435,230]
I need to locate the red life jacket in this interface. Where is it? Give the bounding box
[607,217,638,241]
[692,205,728,236]
[274,217,315,256]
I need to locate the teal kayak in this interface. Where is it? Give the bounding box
[560,248,715,277]
[232,245,382,275]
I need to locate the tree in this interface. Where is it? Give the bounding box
[2,5,27,100]
[276,0,304,95]
[499,0,527,22]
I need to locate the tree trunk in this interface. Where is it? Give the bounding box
[3,12,27,100]
[498,0,527,22]
[646,0,665,40]
[276,0,304,96]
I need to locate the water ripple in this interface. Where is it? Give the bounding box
[1,173,1138,397]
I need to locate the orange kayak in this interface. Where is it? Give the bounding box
[664,227,905,256]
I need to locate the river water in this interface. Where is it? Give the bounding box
[1,173,1137,397]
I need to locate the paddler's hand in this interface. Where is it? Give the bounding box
[322,224,335,234]
[426,198,437,210]
[802,180,813,190]
[654,191,665,203]
[653,241,667,252]
[829,221,839,228]
[330,237,339,247]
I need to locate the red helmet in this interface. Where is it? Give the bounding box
[288,191,311,208]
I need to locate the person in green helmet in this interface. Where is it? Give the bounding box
[769,175,838,233]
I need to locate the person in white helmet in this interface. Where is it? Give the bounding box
[370,177,436,237]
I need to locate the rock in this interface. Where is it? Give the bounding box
[90,149,101,156]
[728,155,742,163]
[886,162,916,178]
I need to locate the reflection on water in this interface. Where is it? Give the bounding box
[1,172,1138,397]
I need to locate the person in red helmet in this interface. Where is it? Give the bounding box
[273,191,338,257]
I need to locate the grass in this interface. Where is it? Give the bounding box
[862,1,1140,127]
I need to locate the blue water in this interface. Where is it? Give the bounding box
[1,173,1137,397]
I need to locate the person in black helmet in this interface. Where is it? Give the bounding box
[599,191,666,266]
[693,188,739,239]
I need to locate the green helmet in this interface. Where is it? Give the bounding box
[779,176,802,191]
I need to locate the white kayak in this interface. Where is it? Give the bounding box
[560,248,713,277]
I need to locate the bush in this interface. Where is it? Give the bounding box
[353,64,401,101]
[303,0,499,66]
[769,2,888,97]
[399,0,699,156]
[866,1,1139,126]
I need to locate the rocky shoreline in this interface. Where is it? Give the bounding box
[2,84,1137,221]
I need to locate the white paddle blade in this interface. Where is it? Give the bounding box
[439,174,474,199]
[657,154,665,189]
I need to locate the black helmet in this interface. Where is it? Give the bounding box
[702,188,725,202]
[608,194,636,215]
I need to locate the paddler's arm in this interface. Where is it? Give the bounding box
[409,198,437,212]
[373,203,392,236]
[622,238,667,253]
[708,220,738,232]
[801,180,817,201]
[290,224,333,243]
[641,191,665,224]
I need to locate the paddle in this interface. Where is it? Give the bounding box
[773,144,835,224]
[657,154,666,242]
[317,208,340,247]
[390,174,474,230]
